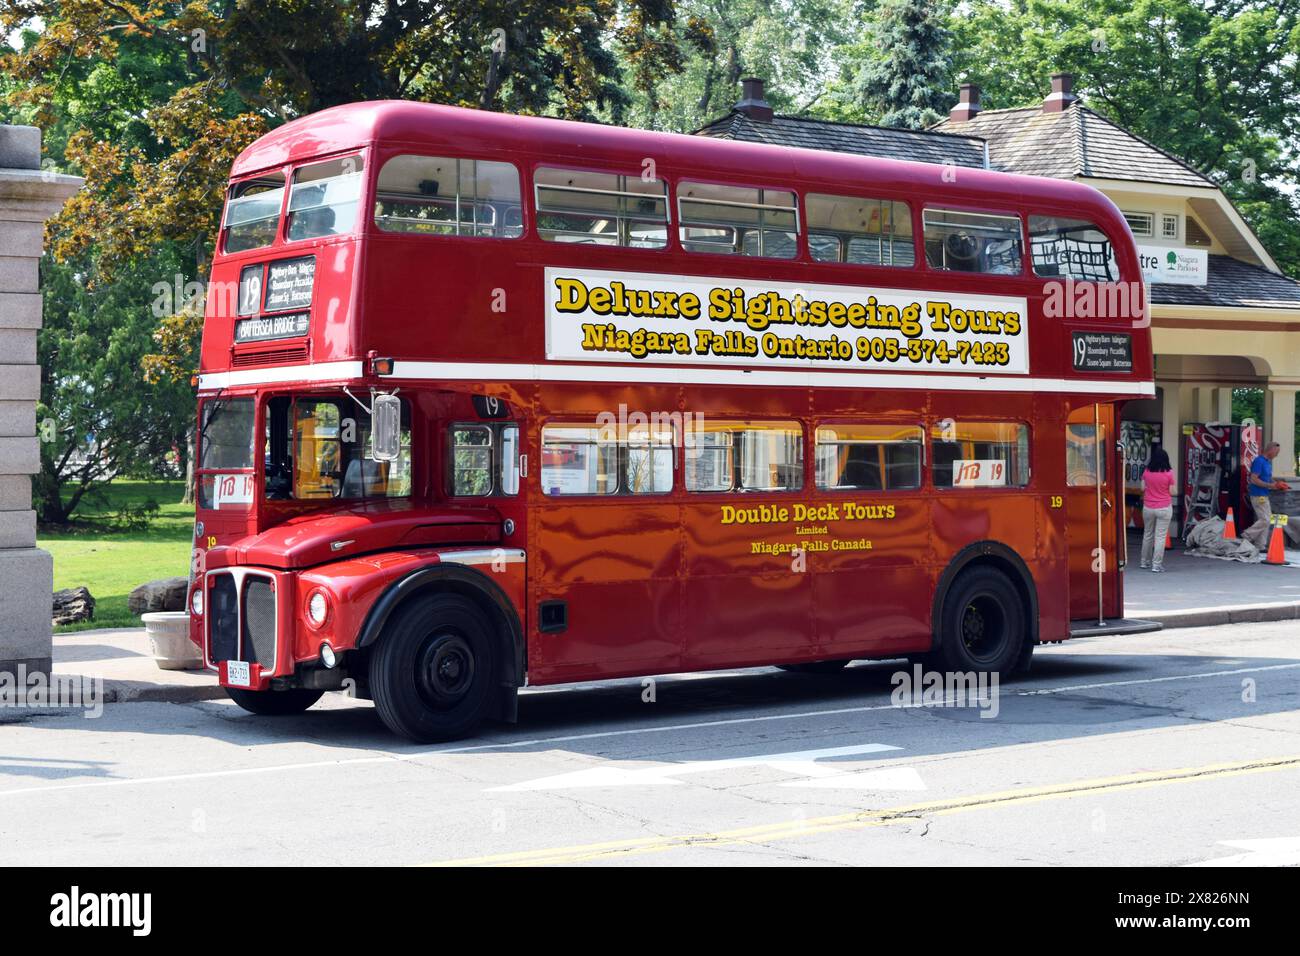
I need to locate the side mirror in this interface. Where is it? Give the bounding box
[370,394,402,462]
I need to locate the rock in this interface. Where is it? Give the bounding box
[127,577,190,615]
[52,586,95,626]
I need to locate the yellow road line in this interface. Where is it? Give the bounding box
[427,754,1300,866]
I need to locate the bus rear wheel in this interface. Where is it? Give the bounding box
[370,592,496,743]
[225,687,323,715]
[935,566,1026,675]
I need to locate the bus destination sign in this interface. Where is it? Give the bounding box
[545,268,1030,374]
[1071,331,1133,373]
[263,256,316,312]
[235,311,310,343]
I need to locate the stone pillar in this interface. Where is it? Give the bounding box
[1158,382,1187,493]
[1263,383,1298,477]
[0,126,82,678]
[1212,386,1234,425]
[1193,385,1217,423]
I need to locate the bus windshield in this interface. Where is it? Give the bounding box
[263,392,411,501]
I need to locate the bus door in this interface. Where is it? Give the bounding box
[1066,403,1122,622]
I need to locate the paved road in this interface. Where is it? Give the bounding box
[3,621,1299,866]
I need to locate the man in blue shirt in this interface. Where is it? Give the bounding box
[1244,442,1284,550]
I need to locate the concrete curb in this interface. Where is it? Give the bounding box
[1142,602,1300,630]
[99,680,225,704]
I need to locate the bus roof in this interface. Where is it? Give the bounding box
[231,100,1123,221]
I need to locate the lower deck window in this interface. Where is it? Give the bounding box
[541,423,673,496]
[932,421,1030,488]
[685,421,803,492]
[816,424,923,491]
[449,423,520,496]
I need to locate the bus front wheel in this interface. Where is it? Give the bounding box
[935,566,1026,675]
[370,592,497,743]
[225,687,323,715]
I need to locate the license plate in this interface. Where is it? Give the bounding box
[226,660,251,687]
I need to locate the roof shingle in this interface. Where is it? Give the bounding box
[935,105,1213,188]
[1151,255,1300,310]
[696,111,987,169]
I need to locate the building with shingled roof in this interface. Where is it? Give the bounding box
[698,75,1300,515]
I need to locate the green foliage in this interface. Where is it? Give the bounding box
[34,247,195,525]
[842,0,955,128]
[40,480,194,632]
[619,0,854,131]
[1232,388,1264,426]
[950,0,1300,276]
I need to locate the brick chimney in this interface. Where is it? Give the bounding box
[735,77,774,122]
[949,83,982,123]
[1042,72,1078,113]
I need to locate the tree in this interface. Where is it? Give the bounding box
[949,0,1300,276]
[619,0,852,132]
[1,1,698,522]
[34,248,196,525]
[849,0,954,128]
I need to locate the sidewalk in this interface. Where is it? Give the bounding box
[41,550,1300,707]
[1123,542,1300,628]
[51,628,222,704]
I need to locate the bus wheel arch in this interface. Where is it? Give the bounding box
[931,541,1038,674]
[357,564,525,733]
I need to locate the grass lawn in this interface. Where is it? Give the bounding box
[40,480,194,633]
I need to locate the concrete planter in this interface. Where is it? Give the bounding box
[141,611,203,670]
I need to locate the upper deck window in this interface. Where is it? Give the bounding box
[223,174,286,253]
[374,155,523,238]
[1028,215,1118,282]
[535,168,667,247]
[807,194,914,267]
[678,183,798,259]
[287,156,365,242]
[923,208,1023,275]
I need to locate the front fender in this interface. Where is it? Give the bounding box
[353,555,527,689]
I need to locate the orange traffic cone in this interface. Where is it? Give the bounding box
[1265,518,1287,566]
[1224,507,1237,540]
[1165,527,1174,550]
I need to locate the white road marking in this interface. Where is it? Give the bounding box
[0,660,1296,798]
[1186,837,1300,867]
[489,743,901,791]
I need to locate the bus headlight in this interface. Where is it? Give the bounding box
[307,590,330,628]
[190,587,204,617]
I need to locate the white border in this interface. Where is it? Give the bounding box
[198,359,1155,396]
[199,360,364,390]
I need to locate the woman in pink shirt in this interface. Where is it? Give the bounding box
[1140,447,1175,572]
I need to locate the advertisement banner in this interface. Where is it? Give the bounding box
[1137,245,1208,286]
[544,267,1030,375]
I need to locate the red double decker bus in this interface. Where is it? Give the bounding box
[190,101,1155,741]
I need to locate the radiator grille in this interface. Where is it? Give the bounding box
[208,573,239,664]
[241,576,277,667]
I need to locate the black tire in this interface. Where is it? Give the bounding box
[225,686,323,715]
[933,566,1027,675]
[777,659,852,674]
[369,592,497,743]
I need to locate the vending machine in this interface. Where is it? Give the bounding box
[1120,421,1161,530]
[1179,422,1261,541]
